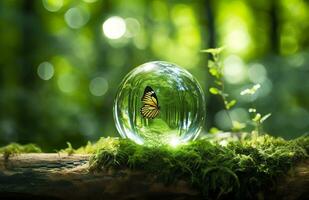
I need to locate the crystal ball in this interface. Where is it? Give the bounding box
[113,61,206,146]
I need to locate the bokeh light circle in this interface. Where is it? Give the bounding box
[64,7,90,29]
[102,16,126,39]
[42,0,63,12]
[89,77,109,96]
[37,62,54,80]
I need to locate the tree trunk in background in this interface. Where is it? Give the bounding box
[204,0,216,49]
[20,0,37,89]
[16,0,39,143]
[269,0,279,54]
[201,0,219,130]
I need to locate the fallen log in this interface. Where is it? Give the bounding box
[0,153,200,200]
[0,153,308,200]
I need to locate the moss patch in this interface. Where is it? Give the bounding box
[1,135,308,199]
[60,137,118,155]
[88,135,308,199]
[0,143,42,160]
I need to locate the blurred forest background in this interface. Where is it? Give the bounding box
[0,0,308,151]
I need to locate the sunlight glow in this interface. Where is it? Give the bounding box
[225,28,250,53]
[169,137,181,147]
[219,140,228,147]
[102,16,126,39]
[142,63,157,72]
[223,55,246,84]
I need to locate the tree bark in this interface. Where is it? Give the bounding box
[0,154,308,200]
[0,154,200,200]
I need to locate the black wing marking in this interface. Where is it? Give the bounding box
[142,86,159,105]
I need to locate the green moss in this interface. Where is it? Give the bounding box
[88,134,308,199]
[60,137,118,154]
[1,135,307,198]
[0,143,42,160]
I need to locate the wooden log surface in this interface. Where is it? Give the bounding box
[0,153,200,200]
[0,154,308,200]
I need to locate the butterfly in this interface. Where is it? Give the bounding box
[140,86,160,119]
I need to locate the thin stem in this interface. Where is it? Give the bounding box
[221,82,233,128]
[256,121,260,136]
[214,53,233,129]
[250,102,261,135]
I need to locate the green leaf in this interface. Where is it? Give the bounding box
[232,120,246,130]
[252,113,261,122]
[200,47,225,55]
[240,84,261,96]
[209,68,220,78]
[208,60,216,68]
[215,80,222,86]
[209,87,220,95]
[222,92,229,97]
[248,108,256,113]
[209,127,221,134]
[226,100,237,109]
[260,113,271,123]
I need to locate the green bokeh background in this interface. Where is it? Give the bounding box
[0,0,308,151]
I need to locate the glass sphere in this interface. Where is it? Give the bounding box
[113,61,206,146]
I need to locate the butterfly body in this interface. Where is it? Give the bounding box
[140,86,160,119]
